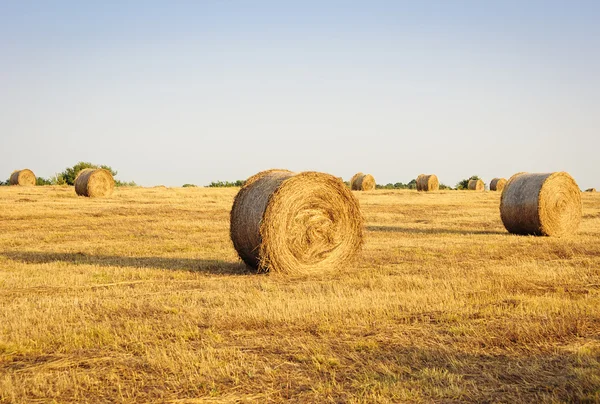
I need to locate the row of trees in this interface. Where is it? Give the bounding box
[376,176,482,190]
[0,162,137,187]
[205,176,484,190]
[1,168,484,190]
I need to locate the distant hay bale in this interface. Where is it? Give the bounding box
[416,174,439,192]
[350,172,375,191]
[585,188,596,193]
[490,178,507,192]
[468,179,484,191]
[74,168,115,198]
[500,172,581,237]
[415,174,424,191]
[230,169,364,274]
[9,169,36,186]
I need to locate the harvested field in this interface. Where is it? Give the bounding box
[0,186,599,403]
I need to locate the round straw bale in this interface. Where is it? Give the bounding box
[351,173,375,191]
[468,179,484,191]
[74,168,115,197]
[500,172,581,237]
[585,188,596,193]
[230,169,364,274]
[9,169,36,186]
[416,174,439,192]
[490,178,507,192]
[415,174,424,191]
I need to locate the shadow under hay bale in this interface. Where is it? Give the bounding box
[9,169,36,186]
[490,178,507,192]
[350,172,375,191]
[230,169,364,274]
[500,172,581,237]
[416,174,439,191]
[74,168,115,198]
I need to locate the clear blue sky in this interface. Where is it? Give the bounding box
[1,1,598,188]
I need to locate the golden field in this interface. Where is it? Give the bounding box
[0,186,599,403]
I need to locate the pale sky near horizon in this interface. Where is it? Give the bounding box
[1,1,599,188]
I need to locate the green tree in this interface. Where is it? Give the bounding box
[36,177,52,186]
[56,162,118,186]
[207,180,245,187]
[456,175,481,190]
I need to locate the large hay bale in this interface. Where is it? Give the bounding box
[350,172,375,191]
[230,169,364,274]
[468,179,484,191]
[490,178,507,192]
[416,174,439,192]
[9,169,36,186]
[500,172,581,237]
[74,168,115,198]
[585,188,596,193]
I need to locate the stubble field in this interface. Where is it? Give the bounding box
[0,185,599,403]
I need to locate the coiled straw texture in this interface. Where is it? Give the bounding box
[490,178,507,192]
[74,168,115,198]
[500,172,582,237]
[468,179,485,191]
[9,169,36,186]
[350,173,375,191]
[416,174,439,191]
[230,169,364,274]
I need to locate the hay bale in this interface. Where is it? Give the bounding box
[415,174,424,191]
[468,179,484,191]
[416,174,439,192]
[230,169,364,274]
[9,169,36,186]
[490,178,507,192]
[74,168,115,197]
[500,172,581,237]
[350,173,375,191]
[585,188,596,192]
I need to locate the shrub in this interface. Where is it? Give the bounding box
[115,180,137,187]
[182,184,197,188]
[208,180,245,187]
[374,180,417,190]
[36,177,52,186]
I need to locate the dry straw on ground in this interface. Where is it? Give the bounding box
[500,172,582,237]
[585,188,596,192]
[490,178,507,192]
[416,174,439,191]
[468,179,485,191]
[230,169,364,274]
[350,173,375,191]
[9,169,36,186]
[74,168,115,198]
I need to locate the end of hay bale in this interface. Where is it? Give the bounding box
[74,168,115,198]
[490,178,507,192]
[351,172,376,191]
[500,172,581,237]
[416,174,439,192]
[230,169,364,274]
[9,169,36,186]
